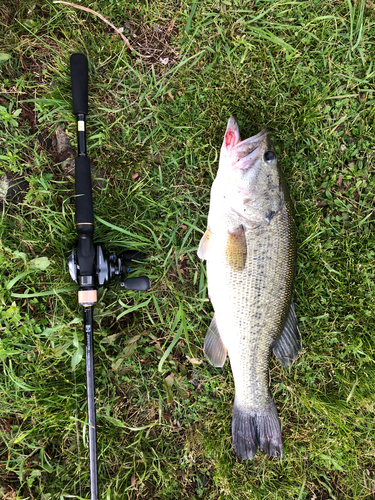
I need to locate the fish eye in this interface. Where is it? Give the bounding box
[264,151,276,162]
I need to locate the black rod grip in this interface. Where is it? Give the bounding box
[75,156,94,232]
[70,53,89,115]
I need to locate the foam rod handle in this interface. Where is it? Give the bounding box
[70,53,88,115]
[75,156,94,233]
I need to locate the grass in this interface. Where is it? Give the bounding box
[1,0,375,498]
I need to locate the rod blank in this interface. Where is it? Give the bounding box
[84,306,98,500]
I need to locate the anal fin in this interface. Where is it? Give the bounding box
[272,299,301,366]
[204,315,227,367]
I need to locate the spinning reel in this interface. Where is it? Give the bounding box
[68,53,150,500]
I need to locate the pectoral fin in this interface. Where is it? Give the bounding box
[225,225,247,271]
[204,315,227,367]
[197,228,213,261]
[272,299,301,366]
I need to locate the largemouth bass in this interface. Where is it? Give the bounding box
[198,117,300,459]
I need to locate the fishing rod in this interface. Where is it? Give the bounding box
[68,53,150,500]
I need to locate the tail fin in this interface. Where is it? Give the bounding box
[232,397,282,460]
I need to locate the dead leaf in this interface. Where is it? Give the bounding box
[101,332,121,344]
[187,357,203,365]
[127,334,141,344]
[123,341,137,359]
[112,357,125,371]
[163,375,174,404]
[164,373,175,387]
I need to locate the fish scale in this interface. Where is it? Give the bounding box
[198,116,300,459]
[216,210,295,409]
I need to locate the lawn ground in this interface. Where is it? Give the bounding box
[1,0,375,498]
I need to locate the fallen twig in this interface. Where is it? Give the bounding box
[53,1,153,58]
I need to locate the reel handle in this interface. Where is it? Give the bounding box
[122,277,151,291]
[70,53,89,115]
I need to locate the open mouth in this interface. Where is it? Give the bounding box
[232,130,268,163]
[232,132,269,170]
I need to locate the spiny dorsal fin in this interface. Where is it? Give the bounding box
[225,225,247,271]
[204,315,227,368]
[197,228,213,261]
[272,299,301,366]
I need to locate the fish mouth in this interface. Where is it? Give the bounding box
[224,117,268,158]
[238,129,268,148]
[232,131,269,170]
[222,117,273,170]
